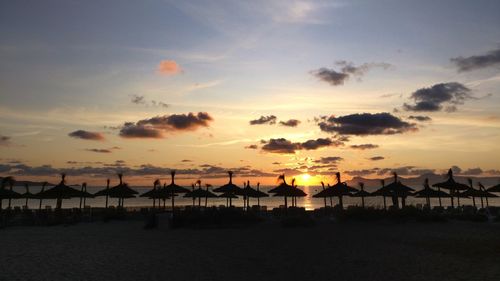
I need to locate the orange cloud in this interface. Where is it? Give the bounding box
[158,60,182,75]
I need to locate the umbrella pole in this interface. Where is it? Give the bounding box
[171,194,175,213]
[426,195,430,208]
[361,196,365,208]
[198,197,201,207]
[339,196,343,209]
[472,196,476,208]
[485,196,489,207]
[284,196,287,209]
[39,198,42,211]
[205,196,207,208]
[329,196,333,207]
[383,196,387,210]
[105,195,109,209]
[480,196,484,208]
[438,187,442,207]
[457,194,460,207]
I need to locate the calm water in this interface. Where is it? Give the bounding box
[3,185,499,210]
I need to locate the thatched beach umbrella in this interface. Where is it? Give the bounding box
[213,171,242,206]
[219,190,238,207]
[20,183,37,208]
[384,173,414,208]
[477,182,497,208]
[486,181,500,193]
[94,179,112,208]
[314,173,356,209]
[1,176,21,210]
[139,179,161,208]
[372,179,391,210]
[239,181,268,210]
[255,183,268,208]
[37,174,93,209]
[184,180,217,207]
[433,169,468,208]
[414,178,450,208]
[270,174,294,208]
[78,182,93,209]
[350,182,371,208]
[96,174,137,208]
[162,171,190,212]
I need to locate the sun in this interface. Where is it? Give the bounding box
[301,173,311,183]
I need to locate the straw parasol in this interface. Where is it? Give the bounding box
[213,171,242,206]
[372,179,392,210]
[37,174,93,209]
[20,183,37,208]
[486,181,500,193]
[414,178,450,208]
[432,169,468,208]
[313,172,356,209]
[94,178,112,208]
[184,180,217,207]
[350,182,371,208]
[0,176,20,210]
[270,174,294,208]
[139,179,161,208]
[162,171,190,212]
[96,174,138,208]
[477,182,497,208]
[239,181,269,210]
[383,173,414,208]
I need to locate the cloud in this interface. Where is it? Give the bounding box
[0,135,11,146]
[119,112,214,139]
[376,166,435,176]
[279,119,301,127]
[369,156,385,161]
[461,167,483,175]
[249,115,277,125]
[261,138,301,154]
[403,82,472,112]
[260,137,344,154]
[350,144,379,150]
[313,156,344,164]
[318,112,417,135]
[181,159,192,162]
[158,60,182,75]
[131,95,169,108]
[85,148,112,153]
[345,169,379,177]
[68,130,105,141]
[245,144,258,149]
[85,147,121,153]
[408,115,432,122]
[451,47,500,72]
[311,61,391,86]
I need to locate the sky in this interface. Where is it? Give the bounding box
[1,0,500,186]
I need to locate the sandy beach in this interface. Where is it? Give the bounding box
[1,219,499,281]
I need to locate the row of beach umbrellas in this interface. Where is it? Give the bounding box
[1,168,499,211]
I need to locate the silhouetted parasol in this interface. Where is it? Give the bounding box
[350,182,371,208]
[140,179,161,208]
[270,174,295,208]
[37,174,93,209]
[486,180,500,193]
[433,169,468,208]
[20,183,37,208]
[184,180,217,207]
[384,173,414,208]
[1,176,21,209]
[239,181,268,210]
[477,182,497,208]
[414,178,450,208]
[162,171,190,212]
[213,171,242,206]
[102,174,138,208]
[372,179,391,210]
[313,173,356,209]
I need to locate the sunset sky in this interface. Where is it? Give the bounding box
[1,0,499,186]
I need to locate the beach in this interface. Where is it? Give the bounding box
[1,219,499,281]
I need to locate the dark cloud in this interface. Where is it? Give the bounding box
[403,82,472,112]
[245,144,258,149]
[369,156,385,161]
[311,61,391,86]
[85,148,112,153]
[119,112,213,138]
[313,156,344,164]
[249,115,277,125]
[279,119,301,127]
[181,159,192,162]
[261,138,301,154]
[376,166,435,176]
[408,115,432,122]
[350,144,379,150]
[68,130,105,141]
[451,47,500,72]
[345,169,379,177]
[318,112,417,135]
[260,137,344,154]
[131,94,146,104]
[301,138,336,150]
[0,135,11,146]
[131,94,169,108]
[461,168,483,175]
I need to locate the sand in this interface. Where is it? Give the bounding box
[1,219,499,281]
